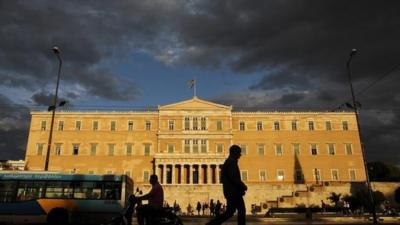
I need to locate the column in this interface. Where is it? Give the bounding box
[163,164,167,184]
[208,165,212,184]
[217,165,221,183]
[198,164,202,184]
[171,164,175,184]
[189,164,193,184]
[178,165,182,184]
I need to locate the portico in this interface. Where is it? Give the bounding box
[154,154,225,185]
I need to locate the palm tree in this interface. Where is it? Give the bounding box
[327,192,342,207]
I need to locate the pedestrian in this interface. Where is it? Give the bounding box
[215,200,221,217]
[321,200,326,214]
[206,145,247,225]
[209,199,215,216]
[202,202,206,215]
[187,203,193,216]
[197,201,202,216]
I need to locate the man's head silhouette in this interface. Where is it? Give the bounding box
[229,145,242,160]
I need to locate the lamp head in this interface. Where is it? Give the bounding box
[52,46,60,55]
[350,49,357,57]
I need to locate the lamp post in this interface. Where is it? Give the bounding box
[346,49,378,224]
[44,46,62,171]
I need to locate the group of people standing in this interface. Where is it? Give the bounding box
[185,199,224,216]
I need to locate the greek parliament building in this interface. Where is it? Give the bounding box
[24,97,367,209]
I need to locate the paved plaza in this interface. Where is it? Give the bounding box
[128,216,400,225]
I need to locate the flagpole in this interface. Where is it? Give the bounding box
[194,80,196,97]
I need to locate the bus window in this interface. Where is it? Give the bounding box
[103,182,121,200]
[45,181,73,199]
[73,181,102,199]
[16,181,45,201]
[0,181,16,203]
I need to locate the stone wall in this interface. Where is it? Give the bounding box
[143,182,399,215]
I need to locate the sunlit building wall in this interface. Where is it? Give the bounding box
[24,97,366,206]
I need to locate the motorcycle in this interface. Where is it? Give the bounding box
[104,188,183,225]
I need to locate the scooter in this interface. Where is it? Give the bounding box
[104,188,183,225]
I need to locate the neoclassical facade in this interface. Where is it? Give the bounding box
[25,97,367,208]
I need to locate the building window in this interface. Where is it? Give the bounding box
[216,120,222,131]
[342,121,349,131]
[326,121,332,131]
[240,144,247,155]
[257,144,265,155]
[295,170,304,182]
[327,143,335,155]
[310,144,318,155]
[168,121,174,131]
[145,121,151,131]
[144,144,151,156]
[184,117,190,130]
[128,121,134,131]
[201,140,207,153]
[143,171,150,182]
[313,168,321,182]
[239,121,245,131]
[331,169,339,181]
[126,143,133,156]
[75,121,81,131]
[241,171,248,182]
[349,169,356,181]
[345,143,353,155]
[291,120,297,131]
[167,144,174,153]
[88,170,94,175]
[216,144,223,154]
[37,143,44,156]
[110,121,116,131]
[108,144,115,156]
[277,170,285,181]
[184,140,190,153]
[93,121,98,131]
[274,121,280,131]
[40,121,46,131]
[193,139,199,153]
[58,121,64,131]
[55,143,62,156]
[293,143,300,155]
[259,170,266,181]
[90,143,97,156]
[275,144,283,156]
[193,117,198,130]
[201,117,206,130]
[308,121,314,131]
[257,121,263,131]
[73,144,79,155]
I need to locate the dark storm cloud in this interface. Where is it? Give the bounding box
[1,0,400,163]
[30,91,71,106]
[0,94,29,159]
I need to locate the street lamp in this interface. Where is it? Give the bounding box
[346,49,378,224]
[44,46,63,171]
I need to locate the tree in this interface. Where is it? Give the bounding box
[368,161,400,181]
[327,192,342,207]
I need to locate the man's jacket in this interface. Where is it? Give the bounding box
[220,156,246,198]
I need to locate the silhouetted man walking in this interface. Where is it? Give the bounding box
[206,145,247,225]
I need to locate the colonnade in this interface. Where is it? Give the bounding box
[156,164,222,185]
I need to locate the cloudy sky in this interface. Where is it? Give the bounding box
[1,1,399,164]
